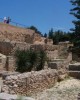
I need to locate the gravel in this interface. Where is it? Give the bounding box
[32,77,80,100]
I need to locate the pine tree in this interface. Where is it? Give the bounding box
[70,0,80,47]
[44,33,47,38]
[48,28,53,39]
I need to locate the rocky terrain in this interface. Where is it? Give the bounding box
[0,22,79,100]
[32,77,80,100]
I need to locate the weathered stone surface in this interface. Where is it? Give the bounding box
[2,69,58,95]
[0,53,6,71]
[48,60,69,81]
[30,44,58,51]
[58,42,73,59]
[68,63,80,79]
[0,71,9,77]
[46,50,59,60]
[72,53,80,62]
[59,41,73,46]
[0,41,31,55]
[68,71,80,79]
[0,23,34,42]
[0,93,35,100]
[69,63,80,71]
[0,79,3,92]
[48,61,68,70]
[0,23,50,46]
[58,74,68,81]
[6,56,16,71]
[2,72,19,79]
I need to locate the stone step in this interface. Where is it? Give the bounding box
[51,59,65,62]
[69,63,80,71]
[48,61,67,69]
[68,71,80,79]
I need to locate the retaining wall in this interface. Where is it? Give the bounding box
[2,69,58,95]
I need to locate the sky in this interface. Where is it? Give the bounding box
[0,0,75,34]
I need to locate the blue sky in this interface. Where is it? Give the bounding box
[0,0,75,34]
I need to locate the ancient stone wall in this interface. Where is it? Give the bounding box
[30,44,72,60]
[0,42,12,55]
[30,44,58,51]
[59,41,73,48]
[0,41,31,55]
[30,44,59,61]
[0,40,72,72]
[0,53,6,71]
[46,50,59,60]
[6,56,16,71]
[2,69,58,95]
[66,53,72,62]
[72,53,80,62]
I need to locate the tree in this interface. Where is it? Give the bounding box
[53,30,64,44]
[48,28,54,39]
[48,28,54,44]
[48,28,71,45]
[44,33,47,38]
[70,0,80,47]
[28,26,42,36]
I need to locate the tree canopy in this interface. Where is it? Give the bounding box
[28,26,42,36]
[70,0,80,47]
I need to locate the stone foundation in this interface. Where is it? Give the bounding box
[2,69,58,95]
[0,41,31,55]
[0,53,6,71]
[72,53,80,62]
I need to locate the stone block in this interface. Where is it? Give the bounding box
[68,71,80,79]
[2,69,58,95]
[2,72,19,79]
[69,63,80,71]
[48,61,65,69]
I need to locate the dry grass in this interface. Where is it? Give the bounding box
[0,22,34,35]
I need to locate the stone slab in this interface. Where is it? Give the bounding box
[2,72,19,79]
[69,63,80,71]
[68,71,80,79]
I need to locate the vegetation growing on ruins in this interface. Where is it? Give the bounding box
[15,49,47,73]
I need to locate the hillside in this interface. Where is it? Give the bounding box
[0,23,34,43]
[0,23,43,43]
[0,23,34,34]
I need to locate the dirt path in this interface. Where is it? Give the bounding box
[32,77,80,100]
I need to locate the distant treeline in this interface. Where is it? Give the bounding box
[28,0,80,49]
[28,26,74,45]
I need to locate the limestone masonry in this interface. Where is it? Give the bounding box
[0,23,78,97]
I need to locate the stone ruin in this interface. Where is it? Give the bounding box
[0,23,78,97]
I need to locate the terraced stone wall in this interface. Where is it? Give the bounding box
[2,69,58,95]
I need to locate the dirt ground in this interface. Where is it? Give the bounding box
[32,77,80,100]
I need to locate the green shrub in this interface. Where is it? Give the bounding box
[15,49,47,73]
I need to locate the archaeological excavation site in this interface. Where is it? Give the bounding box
[0,23,80,100]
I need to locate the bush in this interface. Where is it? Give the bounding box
[15,49,47,73]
